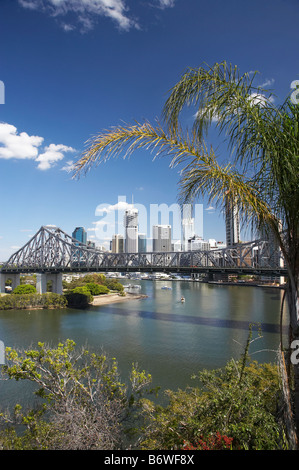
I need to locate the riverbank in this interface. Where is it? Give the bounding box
[91,292,147,306]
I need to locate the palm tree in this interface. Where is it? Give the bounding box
[74,61,299,437]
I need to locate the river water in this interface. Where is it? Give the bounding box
[0,280,289,407]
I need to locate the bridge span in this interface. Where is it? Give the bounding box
[0,225,287,294]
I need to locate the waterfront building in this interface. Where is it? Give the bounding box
[72,227,87,245]
[124,208,138,253]
[153,225,171,252]
[112,234,124,253]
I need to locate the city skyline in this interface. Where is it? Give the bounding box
[69,192,239,254]
[1,0,298,260]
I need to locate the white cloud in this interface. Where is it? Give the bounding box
[248,92,274,107]
[260,78,275,88]
[36,143,76,170]
[18,0,176,32]
[0,122,76,170]
[18,0,139,32]
[0,122,43,160]
[61,159,75,172]
[95,200,133,215]
[158,0,176,8]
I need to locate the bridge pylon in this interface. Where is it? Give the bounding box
[0,273,20,293]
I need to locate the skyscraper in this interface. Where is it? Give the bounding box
[138,233,147,253]
[124,208,138,253]
[225,197,240,246]
[72,227,87,245]
[112,234,124,253]
[182,207,195,251]
[153,225,171,252]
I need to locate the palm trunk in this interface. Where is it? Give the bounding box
[285,272,299,442]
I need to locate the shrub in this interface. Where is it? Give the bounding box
[64,287,93,309]
[0,293,67,310]
[104,279,124,293]
[140,328,282,450]
[13,285,37,295]
[0,340,152,450]
[84,282,110,296]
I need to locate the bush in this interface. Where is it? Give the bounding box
[13,285,37,295]
[0,340,152,450]
[0,293,67,310]
[140,328,283,450]
[104,279,124,293]
[84,282,110,296]
[64,287,93,309]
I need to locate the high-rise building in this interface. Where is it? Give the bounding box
[225,197,240,246]
[153,225,171,252]
[72,227,87,245]
[182,205,195,251]
[124,208,138,253]
[112,234,124,253]
[138,233,147,253]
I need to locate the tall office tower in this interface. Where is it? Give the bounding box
[72,227,87,245]
[112,234,124,253]
[182,212,195,251]
[153,225,172,252]
[225,197,240,246]
[124,208,138,253]
[138,233,147,253]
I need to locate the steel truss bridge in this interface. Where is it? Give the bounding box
[0,225,287,277]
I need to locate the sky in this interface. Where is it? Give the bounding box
[0,0,299,259]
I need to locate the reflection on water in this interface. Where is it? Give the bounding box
[0,281,288,405]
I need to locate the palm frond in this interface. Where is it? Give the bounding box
[163,61,278,168]
[74,121,202,177]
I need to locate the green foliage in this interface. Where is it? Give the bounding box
[0,331,288,450]
[104,279,124,293]
[0,340,153,450]
[63,273,124,294]
[64,286,93,309]
[85,282,110,295]
[13,284,37,295]
[139,329,282,451]
[0,293,67,310]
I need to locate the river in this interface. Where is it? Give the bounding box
[0,280,288,407]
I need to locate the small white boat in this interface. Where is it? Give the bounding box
[161,286,172,290]
[124,284,141,290]
[181,297,185,302]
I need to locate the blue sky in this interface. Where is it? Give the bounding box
[0,0,299,259]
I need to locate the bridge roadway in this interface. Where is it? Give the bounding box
[0,225,288,294]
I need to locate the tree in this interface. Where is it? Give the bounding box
[0,340,152,450]
[85,282,109,295]
[64,286,93,308]
[73,61,299,437]
[13,284,37,295]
